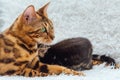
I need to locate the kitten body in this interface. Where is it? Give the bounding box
[40,37,116,70]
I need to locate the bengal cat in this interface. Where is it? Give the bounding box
[0,3,84,77]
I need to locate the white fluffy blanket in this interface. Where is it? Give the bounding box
[0,0,120,80]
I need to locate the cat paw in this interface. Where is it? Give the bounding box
[113,64,120,69]
[72,70,85,76]
[63,68,85,76]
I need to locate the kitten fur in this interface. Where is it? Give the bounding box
[40,37,117,70]
[0,3,84,77]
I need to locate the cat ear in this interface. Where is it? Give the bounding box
[22,5,37,24]
[37,2,50,17]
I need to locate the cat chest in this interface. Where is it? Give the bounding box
[0,38,38,64]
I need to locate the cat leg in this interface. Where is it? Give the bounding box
[28,57,85,76]
[39,62,85,76]
[14,67,48,77]
[0,62,20,75]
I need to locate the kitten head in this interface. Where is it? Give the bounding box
[11,2,54,44]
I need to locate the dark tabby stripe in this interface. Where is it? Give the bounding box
[29,72,32,77]
[4,48,11,53]
[14,61,29,66]
[18,43,36,54]
[39,65,48,73]
[33,61,39,69]
[0,58,15,63]
[5,70,16,75]
[13,48,21,58]
[4,38,15,46]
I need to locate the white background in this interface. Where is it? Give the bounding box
[0,0,120,80]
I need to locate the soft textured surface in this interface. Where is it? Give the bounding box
[0,0,120,80]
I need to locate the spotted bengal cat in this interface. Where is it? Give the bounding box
[0,3,84,77]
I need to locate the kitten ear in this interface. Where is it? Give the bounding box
[37,2,50,17]
[22,5,37,24]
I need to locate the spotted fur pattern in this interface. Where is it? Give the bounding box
[0,3,84,77]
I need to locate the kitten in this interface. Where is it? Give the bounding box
[39,37,117,70]
[0,3,83,77]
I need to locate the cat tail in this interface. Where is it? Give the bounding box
[92,54,119,68]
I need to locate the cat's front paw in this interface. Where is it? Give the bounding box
[63,68,85,76]
[71,70,85,76]
[112,64,120,69]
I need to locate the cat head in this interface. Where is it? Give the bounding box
[10,2,54,44]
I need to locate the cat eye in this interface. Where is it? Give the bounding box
[41,27,46,32]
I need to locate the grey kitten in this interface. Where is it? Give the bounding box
[39,37,116,70]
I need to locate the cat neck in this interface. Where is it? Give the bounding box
[3,28,37,50]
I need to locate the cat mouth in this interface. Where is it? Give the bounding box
[43,39,53,44]
[35,38,52,45]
